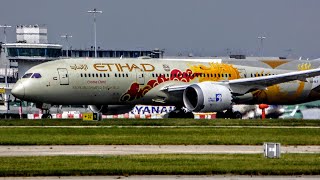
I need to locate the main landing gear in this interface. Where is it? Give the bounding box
[166,108,242,119]
[216,109,242,119]
[167,107,194,118]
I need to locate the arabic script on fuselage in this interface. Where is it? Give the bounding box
[70,64,88,71]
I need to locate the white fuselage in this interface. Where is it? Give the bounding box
[11,58,320,108]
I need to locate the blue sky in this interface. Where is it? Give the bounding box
[1,0,320,58]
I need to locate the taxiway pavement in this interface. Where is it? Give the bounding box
[0,145,319,156]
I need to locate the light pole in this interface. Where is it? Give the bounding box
[0,24,12,86]
[87,8,102,58]
[258,36,266,57]
[0,24,11,118]
[61,34,72,58]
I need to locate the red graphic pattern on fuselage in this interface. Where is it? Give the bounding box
[120,69,195,102]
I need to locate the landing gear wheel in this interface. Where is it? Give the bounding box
[232,111,242,119]
[41,109,52,119]
[216,111,225,119]
[217,110,243,119]
[167,109,194,118]
[224,110,234,119]
[41,114,52,119]
[184,111,194,118]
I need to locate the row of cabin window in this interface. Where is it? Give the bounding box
[80,73,233,78]
[251,73,276,77]
[152,73,232,78]
[80,72,278,79]
[80,73,130,78]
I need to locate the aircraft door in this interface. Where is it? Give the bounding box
[237,68,247,78]
[136,69,145,85]
[57,68,69,85]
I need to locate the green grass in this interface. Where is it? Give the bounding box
[0,118,320,126]
[0,127,319,145]
[0,154,319,176]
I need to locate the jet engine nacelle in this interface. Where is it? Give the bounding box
[183,82,233,112]
[89,105,134,115]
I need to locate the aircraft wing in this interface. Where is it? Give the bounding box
[164,68,320,95]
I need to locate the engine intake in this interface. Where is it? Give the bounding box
[183,82,233,112]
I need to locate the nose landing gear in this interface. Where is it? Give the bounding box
[36,103,52,119]
[41,110,52,119]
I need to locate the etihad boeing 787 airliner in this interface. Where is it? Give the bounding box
[11,57,320,118]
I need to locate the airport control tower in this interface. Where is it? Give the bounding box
[3,25,62,78]
[16,24,48,44]
[0,25,61,117]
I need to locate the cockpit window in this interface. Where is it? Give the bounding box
[31,73,42,78]
[22,73,33,78]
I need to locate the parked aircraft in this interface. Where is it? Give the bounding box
[11,57,320,118]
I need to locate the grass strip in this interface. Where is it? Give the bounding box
[0,154,319,176]
[0,127,319,145]
[0,119,320,127]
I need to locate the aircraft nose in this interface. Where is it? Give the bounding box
[11,82,25,99]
